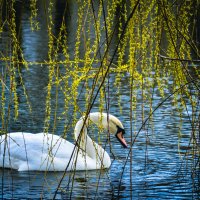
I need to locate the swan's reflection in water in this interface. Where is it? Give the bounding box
[0,168,115,199]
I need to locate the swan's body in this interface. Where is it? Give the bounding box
[0,112,127,171]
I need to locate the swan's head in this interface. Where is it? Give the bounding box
[89,112,128,148]
[106,114,128,148]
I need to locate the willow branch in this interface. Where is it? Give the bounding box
[159,54,200,63]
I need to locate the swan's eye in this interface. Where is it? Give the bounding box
[116,125,125,135]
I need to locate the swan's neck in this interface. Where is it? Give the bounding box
[74,116,111,169]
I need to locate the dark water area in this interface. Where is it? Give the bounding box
[0,1,200,199]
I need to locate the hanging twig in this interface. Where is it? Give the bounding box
[158,54,200,63]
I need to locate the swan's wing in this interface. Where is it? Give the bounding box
[0,132,74,171]
[34,133,75,158]
[0,133,32,169]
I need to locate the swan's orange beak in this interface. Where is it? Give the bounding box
[116,127,128,148]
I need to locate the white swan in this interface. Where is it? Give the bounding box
[0,112,127,171]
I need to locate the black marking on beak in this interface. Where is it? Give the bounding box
[115,126,127,148]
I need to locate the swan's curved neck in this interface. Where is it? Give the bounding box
[74,114,111,169]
